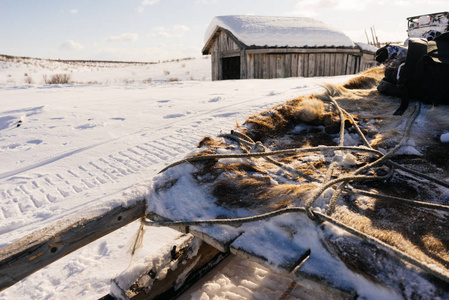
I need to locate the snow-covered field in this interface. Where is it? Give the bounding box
[0,55,354,299]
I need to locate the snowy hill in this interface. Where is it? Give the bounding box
[0,54,355,299]
[0,55,210,85]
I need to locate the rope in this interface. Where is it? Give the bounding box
[388,160,449,190]
[158,145,383,173]
[350,188,449,212]
[315,211,449,284]
[352,104,420,176]
[218,133,254,148]
[229,130,255,143]
[324,103,377,216]
[220,132,319,182]
[320,105,420,217]
[305,167,395,220]
[323,95,348,215]
[326,185,344,216]
[328,95,346,147]
[143,207,306,227]
[341,107,371,148]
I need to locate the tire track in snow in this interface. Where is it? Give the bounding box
[0,139,121,181]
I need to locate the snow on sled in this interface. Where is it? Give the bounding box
[114,67,449,299]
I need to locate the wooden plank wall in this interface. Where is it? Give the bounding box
[360,53,377,71]
[245,52,368,79]
[210,30,241,80]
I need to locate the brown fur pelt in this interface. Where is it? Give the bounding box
[160,66,449,290]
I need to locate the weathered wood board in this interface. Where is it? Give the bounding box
[110,233,228,300]
[0,201,145,291]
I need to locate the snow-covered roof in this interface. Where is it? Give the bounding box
[204,15,356,50]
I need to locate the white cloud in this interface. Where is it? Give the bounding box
[107,33,138,42]
[397,0,447,4]
[148,25,190,38]
[137,0,160,13]
[173,25,190,32]
[70,9,78,14]
[59,40,84,51]
[91,44,197,62]
[147,27,170,37]
[292,0,370,16]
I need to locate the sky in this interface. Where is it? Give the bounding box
[1,0,448,62]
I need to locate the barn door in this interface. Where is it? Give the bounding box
[222,56,240,80]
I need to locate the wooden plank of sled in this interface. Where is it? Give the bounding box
[227,219,357,299]
[110,233,228,300]
[0,200,146,291]
[228,222,311,274]
[293,259,357,299]
[189,228,235,253]
[293,271,357,300]
[146,212,242,253]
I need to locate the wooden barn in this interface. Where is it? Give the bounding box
[202,15,377,80]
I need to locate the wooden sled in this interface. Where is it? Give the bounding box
[110,67,449,299]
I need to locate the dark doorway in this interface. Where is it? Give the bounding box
[222,56,240,80]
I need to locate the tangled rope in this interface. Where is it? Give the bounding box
[155,98,448,226]
[306,100,420,218]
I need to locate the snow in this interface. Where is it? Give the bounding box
[0,55,355,299]
[441,132,449,143]
[355,42,378,53]
[204,15,355,48]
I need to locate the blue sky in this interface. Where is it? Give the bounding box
[1,0,447,61]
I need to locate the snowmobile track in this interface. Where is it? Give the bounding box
[0,104,269,224]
